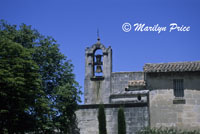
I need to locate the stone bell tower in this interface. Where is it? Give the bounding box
[84,37,112,104]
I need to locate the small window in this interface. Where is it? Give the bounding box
[173,79,184,97]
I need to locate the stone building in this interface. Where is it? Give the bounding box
[76,38,200,134]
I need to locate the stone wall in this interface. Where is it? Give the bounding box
[150,89,200,130]
[146,72,200,90]
[111,72,144,94]
[147,72,200,130]
[76,104,149,134]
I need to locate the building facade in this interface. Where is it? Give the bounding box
[145,63,200,129]
[76,39,200,134]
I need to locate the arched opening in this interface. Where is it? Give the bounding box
[94,49,103,77]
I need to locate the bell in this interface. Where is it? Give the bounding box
[96,65,102,73]
[95,55,102,65]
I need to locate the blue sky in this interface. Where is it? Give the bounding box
[1,0,200,103]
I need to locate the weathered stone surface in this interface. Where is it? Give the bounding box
[148,71,200,130]
[76,105,149,134]
[111,72,144,94]
[110,90,149,104]
[150,89,200,130]
[84,42,112,104]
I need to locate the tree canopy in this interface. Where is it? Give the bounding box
[0,20,81,134]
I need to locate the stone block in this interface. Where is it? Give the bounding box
[185,93,193,98]
[196,99,200,105]
[187,99,195,105]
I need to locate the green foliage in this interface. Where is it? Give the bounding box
[0,37,42,133]
[0,20,81,134]
[98,104,107,134]
[118,107,126,134]
[137,127,200,134]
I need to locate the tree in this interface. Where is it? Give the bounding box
[0,38,42,133]
[0,20,81,134]
[98,104,107,134]
[118,107,126,134]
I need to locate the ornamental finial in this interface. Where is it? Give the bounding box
[97,28,100,42]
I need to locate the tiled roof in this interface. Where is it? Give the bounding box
[128,80,146,87]
[143,61,200,73]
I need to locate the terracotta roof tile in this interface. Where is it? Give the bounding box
[143,61,200,73]
[128,80,146,87]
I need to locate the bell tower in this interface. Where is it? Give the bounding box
[84,37,112,104]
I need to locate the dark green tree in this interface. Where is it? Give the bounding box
[0,38,42,133]
[98,104,107,134]
[0,20,81,134]
[118,107,126,134]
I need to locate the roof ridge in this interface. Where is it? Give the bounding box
[145,61,200,65]
[144,61,200,73]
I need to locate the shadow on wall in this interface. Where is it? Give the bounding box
[146,72,200,90]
